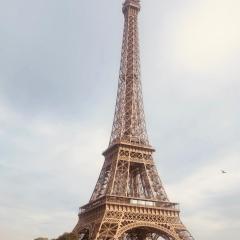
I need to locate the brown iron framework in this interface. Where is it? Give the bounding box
[73,1,194,239]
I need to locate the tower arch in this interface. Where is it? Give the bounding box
[117,222,179,240]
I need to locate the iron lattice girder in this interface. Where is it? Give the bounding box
[76,141,194,239]
[73,1,195,239]
[109,0,148,147]
[90,144,168,202]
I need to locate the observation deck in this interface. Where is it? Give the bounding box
[79,195,179,215]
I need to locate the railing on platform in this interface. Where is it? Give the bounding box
[79,195,179,214]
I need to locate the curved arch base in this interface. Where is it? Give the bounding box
[73,205,194,240]
[118,226,174,240]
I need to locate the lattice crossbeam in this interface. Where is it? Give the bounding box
[109,0,149,147]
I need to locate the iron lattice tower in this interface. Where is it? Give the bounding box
[73,1,194,239]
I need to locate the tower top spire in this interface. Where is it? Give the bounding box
[109,0,149,147]
[123,0,140,12]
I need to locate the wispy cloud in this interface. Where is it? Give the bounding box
[0,101,109,239]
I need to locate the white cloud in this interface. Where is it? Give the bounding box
[167,145,240,239]
[168,146,240,206]
[0,204,76,240]
[172,0,240,72]
[0,102,109,239]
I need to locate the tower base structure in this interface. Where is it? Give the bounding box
[73,144,194,240]
[73,196,193,240]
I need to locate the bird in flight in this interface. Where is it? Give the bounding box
[221,170,227,174]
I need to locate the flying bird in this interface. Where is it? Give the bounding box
[221,170,227,174]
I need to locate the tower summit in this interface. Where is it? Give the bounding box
[73,1,195,239]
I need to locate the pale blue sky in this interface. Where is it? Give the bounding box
[0,0,239,239]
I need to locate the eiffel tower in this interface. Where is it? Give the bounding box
[73,1,194,239]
